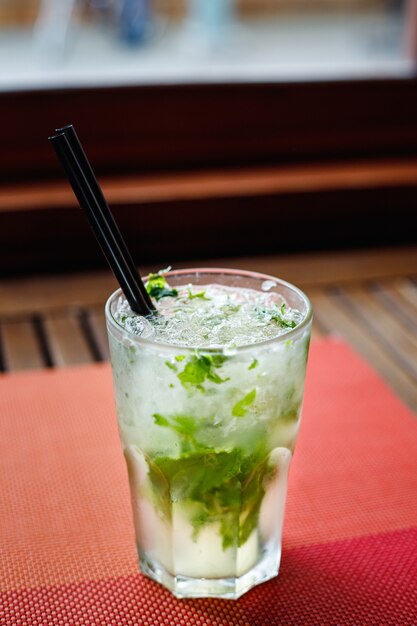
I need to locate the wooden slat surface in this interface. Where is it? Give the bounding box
[0,246,416,317]
[374,279,417,324]
[341,287,417,378]
[0,246,416,413]
[1,319,45,372]
[393,278,417,309]
[43,314,94,368]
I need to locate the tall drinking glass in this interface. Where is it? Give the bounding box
[105,269,312,599]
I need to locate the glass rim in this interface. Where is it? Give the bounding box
[105,267,313,353]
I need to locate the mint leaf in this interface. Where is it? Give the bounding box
[147,457,172,522]
[239,454,275,546]
[172,415,198,437]
[175,355,186,362]
[151,413,204,453]
[146,271,178,300]
[151,287,179,299]
[256,304,298,329]
[153,413,170,427]
[178,354,229,392]
[146,272,165,292]
[271,314,297,329]
[149,443,274,550]
[211,354,228,367]
[178,356,208,389]
[248,358,258,370]
[165,361,177,372]
[207,370,227,385]
[152,412,197,435]
[187,288,210,300]
[232,389,257,417]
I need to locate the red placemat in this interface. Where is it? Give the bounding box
[0,338,416,625]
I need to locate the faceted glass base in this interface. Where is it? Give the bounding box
[139,543,282,600]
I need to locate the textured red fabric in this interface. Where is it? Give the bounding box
[1,529,416,626]
[0,338,416,625]
[241,528,417,626]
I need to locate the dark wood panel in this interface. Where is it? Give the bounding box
[2,159,417,213]
[2,78,417,184]
[0,184,416,276]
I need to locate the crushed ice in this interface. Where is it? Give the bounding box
[113,284,303,348]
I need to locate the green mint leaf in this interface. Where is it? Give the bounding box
[146,273,165,291]
[256,303,298,329]
[239,455,276,546]
[178,354,229,391]
[148,286,179,300]
[172,415,198,437]
[155,449,243,502]
[187,288,210,300]
[146,271,178,300]
[149,443,273,550]
[146,457,172,522]
[248,358,258,370]
[153,413,170,427]
[165,361,177,372]
[152,412,204,453]
[175,355,186,362]
[178,356,208,388]
[207,370,229,385]
[211,354,228,367]
[232,389,257,417]
[271,314,297,329]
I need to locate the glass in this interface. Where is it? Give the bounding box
[105,268,312,599]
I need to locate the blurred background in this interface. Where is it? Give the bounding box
[0,0,412,88]
[0,0,416,275]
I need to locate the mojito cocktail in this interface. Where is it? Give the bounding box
[106,269,312,599]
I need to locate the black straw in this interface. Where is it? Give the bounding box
[55,124,153,312]
[49,128,154,316]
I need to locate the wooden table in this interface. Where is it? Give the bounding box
[1,245,416,412]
